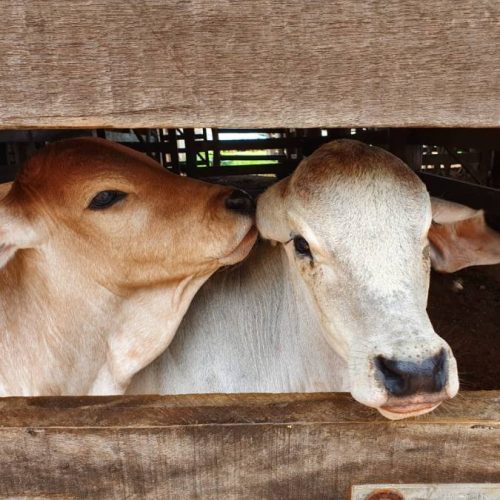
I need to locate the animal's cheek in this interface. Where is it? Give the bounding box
[296,258,311,274]
[299,262,328,289]
[296,258,319,282]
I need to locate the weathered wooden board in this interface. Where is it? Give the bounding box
[0,1,499,129]
[0,392,498,499]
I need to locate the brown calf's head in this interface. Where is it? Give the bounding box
[0,137,257,291]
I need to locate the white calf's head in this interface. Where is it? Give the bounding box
[257,139,458,419]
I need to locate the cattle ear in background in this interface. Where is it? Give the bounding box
[256,176,291,243]
[0,189,39,269]
[429,198,500,273]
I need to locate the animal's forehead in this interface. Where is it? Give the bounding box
[285,140,430,243]
[16,137,162,190]
[290,139,424,203]
[290,190,430,250]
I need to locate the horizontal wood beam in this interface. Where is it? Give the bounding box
[0,392,498,498]
[0,1,499,129]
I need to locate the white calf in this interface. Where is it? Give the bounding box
[130,140,460,420]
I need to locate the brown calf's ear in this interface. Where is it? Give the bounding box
[0,201,39,269]
[256,177,291,244]
[428,211,500,273]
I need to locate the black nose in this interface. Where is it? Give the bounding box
[225,189,255,215]
[375,350,447,397]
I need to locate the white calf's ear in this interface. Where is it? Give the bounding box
[0,205,39,268]
[430,196,479,224]
[428,211,500,273]
[256,177,291,243]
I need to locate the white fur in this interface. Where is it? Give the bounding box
[130,140,460,420]
[128,241,348,394]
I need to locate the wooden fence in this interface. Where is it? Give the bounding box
[0,392,498,498]
[0,1,499,497]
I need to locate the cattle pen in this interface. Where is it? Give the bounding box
[0,1,499,498]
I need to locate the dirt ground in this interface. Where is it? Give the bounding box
[428,265,500,390]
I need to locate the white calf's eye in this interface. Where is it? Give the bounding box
[293,235,312,258]
[88,191,128,210]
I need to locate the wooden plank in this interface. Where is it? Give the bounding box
[0,1,499,129]
[0,391,498,427]
[0,392,498,498]
[352,483,500,499]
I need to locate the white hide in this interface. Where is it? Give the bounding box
[128,240,348,394]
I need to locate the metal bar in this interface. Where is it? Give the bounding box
[212,128,221,168]
[421,153,478,164]
[418,172,500,216]
[167,129,180,174]
[117,142,174,153]
[217,128,286,134]
[157,128,167,168]
[192,138,300,151]
[183,128,197,177]
[192,164,291,177]
[408,128,500,149]
[219,155,286,162]
[0,130,93,142]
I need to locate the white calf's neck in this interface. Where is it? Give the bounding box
[128,241,348,394]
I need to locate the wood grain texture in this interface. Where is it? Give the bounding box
[0,392,498,498]
[0,1,499,129]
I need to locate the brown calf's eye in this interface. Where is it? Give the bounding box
[293,235,312,258]
[88,191,128,210]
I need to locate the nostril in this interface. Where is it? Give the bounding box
[375,350,448,398]
[375,356,409,397]
[225,189,255,215]
[433,349,448,393]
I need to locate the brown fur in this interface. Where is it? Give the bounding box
[292,140,421,202]
[0,138,255,395]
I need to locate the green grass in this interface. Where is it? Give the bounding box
[196,150,279,168]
